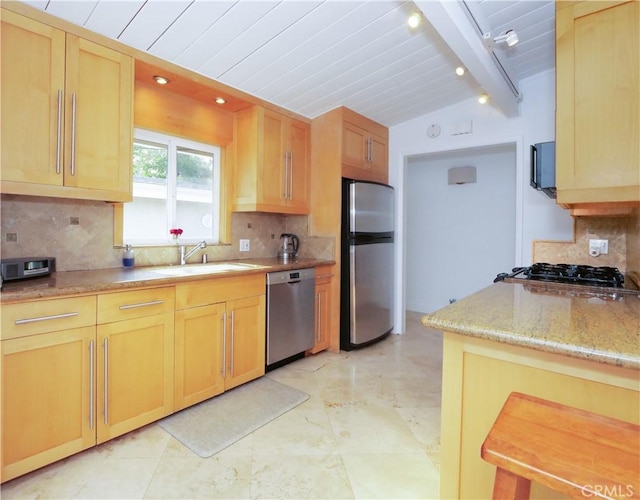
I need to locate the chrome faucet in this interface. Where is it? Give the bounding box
[180,241,207,265]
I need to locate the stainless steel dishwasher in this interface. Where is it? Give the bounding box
[266,267,315,369]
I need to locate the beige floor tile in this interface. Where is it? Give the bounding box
[326,405,425,454]
[342,452,440,499]
[144,455,252,499]
[250,454,354,499]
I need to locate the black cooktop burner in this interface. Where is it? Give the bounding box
[525,263,625,288]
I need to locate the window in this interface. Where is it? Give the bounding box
[123,129,221,245]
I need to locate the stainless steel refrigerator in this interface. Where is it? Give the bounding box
[340,178,394,350]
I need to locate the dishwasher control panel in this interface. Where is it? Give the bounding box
[266,267,315,285]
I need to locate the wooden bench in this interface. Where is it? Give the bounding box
[481,392,640,499]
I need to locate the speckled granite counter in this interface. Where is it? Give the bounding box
[422,282,640,370]
[0,258,334,303]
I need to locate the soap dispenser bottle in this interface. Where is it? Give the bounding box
[123,244,135,269]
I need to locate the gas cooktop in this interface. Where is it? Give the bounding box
[495,263,639,294]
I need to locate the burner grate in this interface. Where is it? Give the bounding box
[526,263,625,288]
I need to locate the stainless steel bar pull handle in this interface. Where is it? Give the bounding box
[119,300,164,310]
[230,310,235,375]
[89,339,95,430]
[222,312,227,379]
[70,93,77,176]
[103,338,108,424]
[316,292,322,342]
[56,89,63,174]
[15,311,79,325]
[282,153,288,199]
[288,152,293,200]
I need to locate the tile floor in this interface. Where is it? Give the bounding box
[1,311,443,499]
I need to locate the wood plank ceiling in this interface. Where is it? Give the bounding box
[21,0,555,126]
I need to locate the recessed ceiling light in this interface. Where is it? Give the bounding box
[478,93,489,104]
[408,13,421,29]
[153,75,169,85]
[455,66,465,76]
[215,97,226,105]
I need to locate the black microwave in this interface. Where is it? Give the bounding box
[530,141,556,199]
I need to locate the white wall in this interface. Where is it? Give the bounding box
[406,145,516,313]
[389,69,574,332]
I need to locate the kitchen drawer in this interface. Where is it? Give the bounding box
[97,287,174,324]
[1,296,96,340]
[315,265,334,285]
[176,274,265,310]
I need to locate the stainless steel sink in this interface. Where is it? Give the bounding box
[152,262,267,277]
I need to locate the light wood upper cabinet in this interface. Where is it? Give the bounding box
[0,10,133,202]
[555,1,640,207]
[234,106,310,214]
[343,119,388,180]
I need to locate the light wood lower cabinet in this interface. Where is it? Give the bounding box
[440,332,640,499]
[174,303,226,410]
[174,274,266,409]
[308,265,333,354]
[96,287,175,443]
[1,296,97,483]
[1,274,268,482]
[224,295,266,390]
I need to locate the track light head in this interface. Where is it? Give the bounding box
[483,29,519,49]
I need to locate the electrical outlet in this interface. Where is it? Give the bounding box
[588,239,608,255]
[239,239,250,252]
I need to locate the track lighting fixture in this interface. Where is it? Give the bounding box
[483,29,519,49]
[408,12,422,29]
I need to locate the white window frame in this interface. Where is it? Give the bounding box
[124,128,221,246]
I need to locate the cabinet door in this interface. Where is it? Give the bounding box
[96,313,174,443]
[225,295,266,390]
[342,122,367,169]
[0,10,65,186]
[309,280,331,354]
[260,109,288,207]
[556,1,640,204]
[287,118,310,211]
[64,34,133,196]
[175,303,225,410]
[369,133,388,175]
[1,327,96,482]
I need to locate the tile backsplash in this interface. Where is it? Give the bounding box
[0,195,333,271]
[533,215,636,272]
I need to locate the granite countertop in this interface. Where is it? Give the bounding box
[0,258,334,303]
[422,282,640,370]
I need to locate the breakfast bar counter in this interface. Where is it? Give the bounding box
[422,281,640,370]
[422,282,640,499]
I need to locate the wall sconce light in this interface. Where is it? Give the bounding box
[153,75,170,85]
[408,12,422,29]
[478,93,489,104]
[448,166,477,185]
[483,29,519,49]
